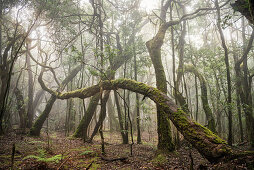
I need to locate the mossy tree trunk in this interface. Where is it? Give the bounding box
[26,40,35,128]
[146,11,175,151]
[107,94,118,131]
[114,90,128,144]
[29,95,56,136]
[14,87,26,131]
[30,65,82,136]
[182,65,216,133]
[39,78,234,163]
[73,93,100,139]
[233,23,254,147]
[89,90,110,142]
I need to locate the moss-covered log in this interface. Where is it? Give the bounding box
[183,65,216,133]
[39,78,235,163]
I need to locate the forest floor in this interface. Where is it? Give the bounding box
[0,131,253,169]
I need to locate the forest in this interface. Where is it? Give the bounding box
[0,0,254,169]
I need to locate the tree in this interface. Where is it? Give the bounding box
[215,0,233,145]
[146,0,175,152]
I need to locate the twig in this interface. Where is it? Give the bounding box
[11,143,15,170]
[86,160,94,169]
[100,156,128,162]
[56,155,71,170]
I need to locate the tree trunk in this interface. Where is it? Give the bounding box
[146,22,175,152]
[30,65,81,136]
[14,88,26,131]
[133,36,141,144]
[107,94,118,131]
[183,65,216,133]
[0,74,8,135]
[73,94,100,139]
[29,95,56,136]
[33,89,45,112]
[26,45,34,128]
[89,90,110,142]
[215,0,233,145]
[73,20,148,139]
[114,90,128,144]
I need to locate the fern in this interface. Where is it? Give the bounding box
[23,148,63,163]
[79,150,94,156]
[23,154,62,163]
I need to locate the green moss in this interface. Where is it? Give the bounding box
[173,109,190,128]
[151,154,167,166]
[79,150,94,156]
[196,122,226,144]
[23,148,63,163]
[23,154,63,163]
[28,140,45,145]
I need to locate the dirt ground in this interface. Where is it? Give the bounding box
[0,131,253,169]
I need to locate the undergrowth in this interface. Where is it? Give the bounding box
[23,148,63,163]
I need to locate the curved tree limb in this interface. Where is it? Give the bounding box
[39,77,234,163]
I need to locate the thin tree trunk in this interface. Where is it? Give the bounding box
[26,43,34,128]
[89,91,110,142]
[107,94,118,131]
[114,90,128,144]
[215,0,233,145]
[14,88,26,131]
[133,36,141,144]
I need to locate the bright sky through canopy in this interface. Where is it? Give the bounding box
[140,0,158,12]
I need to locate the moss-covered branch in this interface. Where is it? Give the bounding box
[39,78,234,163]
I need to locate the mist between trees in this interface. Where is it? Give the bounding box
[0,0,254,169]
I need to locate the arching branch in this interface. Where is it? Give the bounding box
[39,77,234,163]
